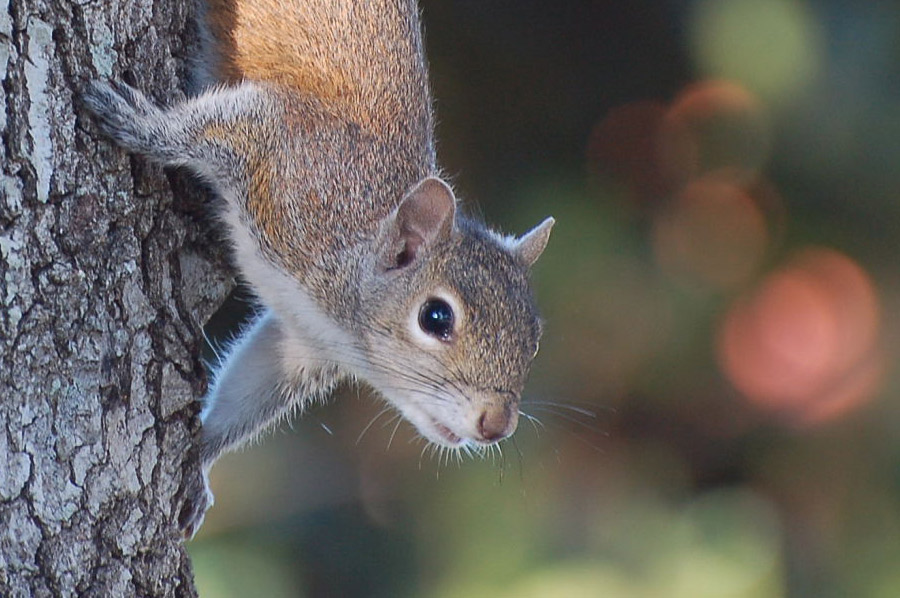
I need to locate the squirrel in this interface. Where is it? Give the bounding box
[84,0,554,538]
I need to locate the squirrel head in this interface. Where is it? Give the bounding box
[359,177,554,448]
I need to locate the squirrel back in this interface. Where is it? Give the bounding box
[201,0,431,132]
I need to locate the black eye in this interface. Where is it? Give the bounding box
[418,299,455,340]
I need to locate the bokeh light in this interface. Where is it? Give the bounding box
[587,100,685,208]
[594,80,779,291]
[660,80,772,181]
[717,248,884,425]
[652,173,769,290]
[687,0,824,105]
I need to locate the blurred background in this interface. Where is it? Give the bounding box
[189,1,900,596]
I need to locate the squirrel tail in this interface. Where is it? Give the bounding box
[201,0,431,130]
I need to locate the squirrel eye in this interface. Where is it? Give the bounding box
[418,299,455,340]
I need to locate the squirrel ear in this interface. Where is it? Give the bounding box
[513,217,555,267]
[388,177,456,269]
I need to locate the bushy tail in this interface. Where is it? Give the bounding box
[202,0,431,130]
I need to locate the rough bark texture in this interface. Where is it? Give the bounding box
[0,0,230,595]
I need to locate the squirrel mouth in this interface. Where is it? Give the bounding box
[430,419,463,445]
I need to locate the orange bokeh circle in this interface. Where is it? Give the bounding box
[717,248,882,425]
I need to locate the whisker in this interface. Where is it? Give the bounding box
[200,325,225,367]
[510,435,526,487]
[386,416,404,452]
[563,430,607,453]
[526,407,601,432]
[495,442,506,484]
[523,400,604,418]
[518,410,545,437]
[516,399,611,455]
[356,406,392,445]
[418,442,429,470]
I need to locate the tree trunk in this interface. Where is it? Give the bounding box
[1,1,230,595]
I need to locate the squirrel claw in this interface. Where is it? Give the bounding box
[177,466,214,540]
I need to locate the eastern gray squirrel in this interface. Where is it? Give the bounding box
[84,0,554,538]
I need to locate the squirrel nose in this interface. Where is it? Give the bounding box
[476,402,519,443]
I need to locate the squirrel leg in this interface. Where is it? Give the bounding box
[200,309,310,463]
[82,79,265,171]
[179,309,344,537]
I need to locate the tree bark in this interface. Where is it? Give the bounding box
[1,1,230,595]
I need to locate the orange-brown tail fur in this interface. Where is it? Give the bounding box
[204,0,429,128]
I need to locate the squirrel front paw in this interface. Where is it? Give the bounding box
[82,80,161,155]
[178,465,215,540]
